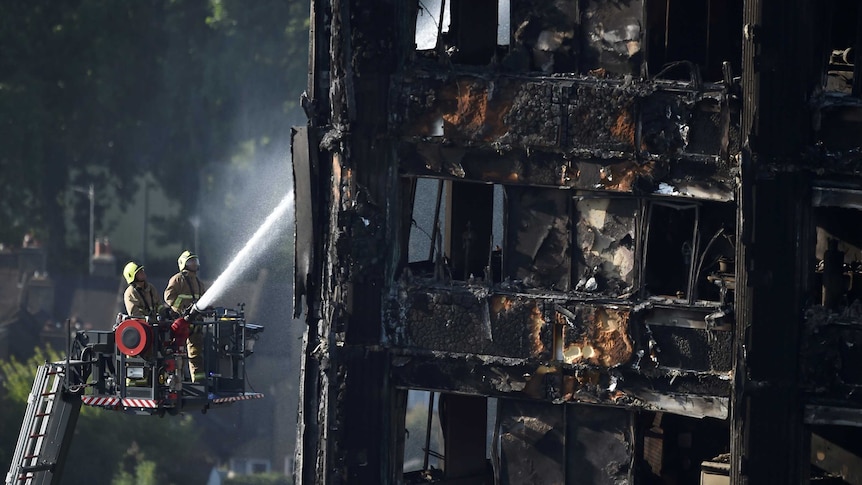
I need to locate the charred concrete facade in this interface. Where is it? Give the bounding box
[292,0,862,483]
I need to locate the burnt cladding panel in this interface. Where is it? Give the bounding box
[687,99,725,156]
[566,84,636,152]
[558,305,634,368]
[503,82,564,148]
[400,289,550,359]
[639,92,690,156]
[573,197,637,296]
[565,405,633,484]
[503,186,571,290]
[646,325,733,372]
[498,399,566,484]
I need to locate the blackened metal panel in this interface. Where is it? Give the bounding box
[817,104,862,152]
[503,186,571,290]
[565,405,633,484]
[498,399,566,485]
[687,99,724,156]
[291,126,316,318]
[440,394,489,479]
[645,324,733,372]
[801,307,862,396]
[502,82,565,148]
[580,0,644,76]
[566,84,637,152]
[341,348,390,483]
[639,91,690,155]
[397,287,551,360]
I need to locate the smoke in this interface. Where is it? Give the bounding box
[196,189,294,309]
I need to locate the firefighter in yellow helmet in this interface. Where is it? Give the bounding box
[164,250,207,382]
[122,262,165,321]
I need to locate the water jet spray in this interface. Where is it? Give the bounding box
[195,190,295,310]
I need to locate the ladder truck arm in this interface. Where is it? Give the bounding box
[5,361,85,485]
[6,304,264,484]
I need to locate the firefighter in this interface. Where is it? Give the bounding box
[164,250,207,383]
[122,262,164,321]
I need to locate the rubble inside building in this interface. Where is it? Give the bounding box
[292,0,862,483]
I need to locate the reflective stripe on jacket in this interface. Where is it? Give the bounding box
[164,270,206,313]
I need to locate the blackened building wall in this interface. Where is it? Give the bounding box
[293,0,862,483]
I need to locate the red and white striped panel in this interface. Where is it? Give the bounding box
[212,392,264,404]
[122,398,160,408]
[81,396,120,407]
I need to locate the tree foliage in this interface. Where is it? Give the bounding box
[0,0,307,273]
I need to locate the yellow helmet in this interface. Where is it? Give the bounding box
[123,262,144,284]
[178,250,198,271]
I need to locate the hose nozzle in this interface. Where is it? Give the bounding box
[184,303,205,320]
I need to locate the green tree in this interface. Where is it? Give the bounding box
[0,0,307,273]
[112,456,157,485]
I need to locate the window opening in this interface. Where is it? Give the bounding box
[408,178,448,278]
[692,203,736,304]
[414,0,512,53]
[446,181,494,280]
[415,0,451,50]
[642,200,735,305]
[638,411,730,484]
[504,186,571,289]
[646,0,743,82]
[826,0,862,95]
[404,390,443,474]
[643,202,698,301]
[490,184,504,284]
[497,0,510,46]
[406,180,497,282]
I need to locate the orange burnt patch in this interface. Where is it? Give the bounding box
[525,302,546,357]
[441,81,511,141]
[560,306,633,368]
[610,110,636,146]
[599,161,657,192]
